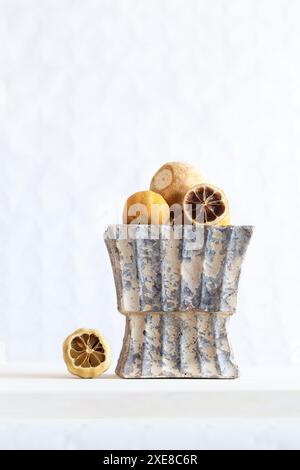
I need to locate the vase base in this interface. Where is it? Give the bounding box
[115,370,239,379]
[116,312,238,379]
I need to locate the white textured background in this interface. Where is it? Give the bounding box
[0,0,300,369]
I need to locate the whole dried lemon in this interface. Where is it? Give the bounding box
[123,190,169,225]
[183,183,230,226]
[150,162,205,207]
[63,328,111,378]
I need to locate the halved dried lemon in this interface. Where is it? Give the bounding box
[183,183,230,225]
[63,328,111,378]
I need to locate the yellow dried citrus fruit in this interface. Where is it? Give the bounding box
[183,183,230,226]
[63,328,111,378]
[150,162,205,207]
[123,190,169,225]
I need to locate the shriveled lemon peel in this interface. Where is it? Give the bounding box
[63,328,111,378]
[183,183,230,226]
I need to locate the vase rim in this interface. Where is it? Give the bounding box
[104,224,254,232]
[105,224,254,228]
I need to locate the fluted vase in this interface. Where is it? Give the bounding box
[104,224,253,378]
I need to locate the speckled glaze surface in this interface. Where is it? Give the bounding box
[104,225,253,378]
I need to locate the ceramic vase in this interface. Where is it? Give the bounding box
[104,224,253,379]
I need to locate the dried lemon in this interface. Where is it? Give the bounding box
[63,328,111,378]
[150,162,205,207]
[183,183,230,226]
[123,190,169,225]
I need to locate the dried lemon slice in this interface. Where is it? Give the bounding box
[183,183,230,226]
[63,328,111,378]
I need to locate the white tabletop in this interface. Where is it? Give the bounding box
[1,364,300,449]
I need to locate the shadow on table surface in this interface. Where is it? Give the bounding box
[0,369,118,380]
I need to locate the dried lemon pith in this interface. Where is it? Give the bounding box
[63,328,111,378]
[183,183,230,226]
